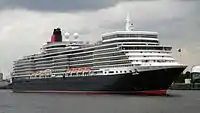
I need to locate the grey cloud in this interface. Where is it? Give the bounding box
[0,0,199,77]
[0,0,138,12]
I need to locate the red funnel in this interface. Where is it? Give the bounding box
[51,35,56,42]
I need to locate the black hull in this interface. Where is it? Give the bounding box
[12,67,185,95]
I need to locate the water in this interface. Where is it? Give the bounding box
[0,90,200,113]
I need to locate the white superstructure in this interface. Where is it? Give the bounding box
[12,15,184,80]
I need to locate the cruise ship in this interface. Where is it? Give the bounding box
[11,15,187,95]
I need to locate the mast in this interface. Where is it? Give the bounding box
[125,13,134,31]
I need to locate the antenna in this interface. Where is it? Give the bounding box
[125,13,134,31]
[126,13,130,31]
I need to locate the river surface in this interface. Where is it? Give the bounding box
[0,90,200,113]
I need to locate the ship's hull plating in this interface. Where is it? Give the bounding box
[12,67,185,95]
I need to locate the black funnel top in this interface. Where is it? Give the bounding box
[53,28,62,42]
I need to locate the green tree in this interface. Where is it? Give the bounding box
[185,71,191,79]
[174,73,187,83]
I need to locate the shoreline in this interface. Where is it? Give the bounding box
[170,83,200,90]
[1,83,200,90]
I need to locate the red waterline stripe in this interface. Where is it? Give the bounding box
[133,90,167,95]
[14,90,167,95]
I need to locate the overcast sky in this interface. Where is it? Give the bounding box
[0,0,199,78]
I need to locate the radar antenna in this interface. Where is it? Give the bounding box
[73,33,79,39]
[64,32,70,39]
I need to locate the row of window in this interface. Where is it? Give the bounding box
[14,71,36,75]
[94,60,131,66]
[44,45,67,49]
[142,55,171,58]
[69,55,127,64]
[14,58,175,73]
[18,43,170,65]
[129,51,171,54]
[121,46,171,51]
[14,69,136,80]
[14,63,142,76]
[95,64,140,68]
[93,48,119,54]
[103,39,159,44]
[31,48,122,63]
[41,44,118,58]
[133,60,174,63]
[102,34,157,40]
[14,58,173,71]
[14,54,173,71]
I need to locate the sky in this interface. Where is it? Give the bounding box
[0,0,199,78]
